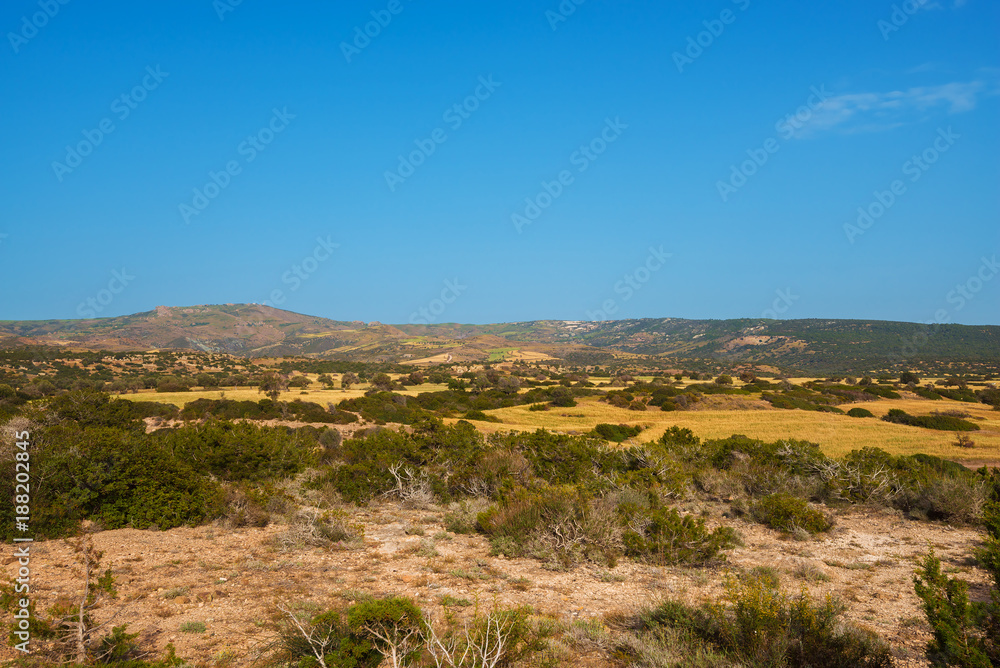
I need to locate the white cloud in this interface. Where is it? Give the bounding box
[795,80,994,137]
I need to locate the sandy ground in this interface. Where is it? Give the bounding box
[0,503,990,666]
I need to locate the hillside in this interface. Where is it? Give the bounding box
[1,305,999,374]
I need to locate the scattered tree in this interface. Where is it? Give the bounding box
[258,371,289,401]
[341,372,360,391]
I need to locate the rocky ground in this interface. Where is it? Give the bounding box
[1,502,990,666]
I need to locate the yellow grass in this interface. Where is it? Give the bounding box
[123,380,999,465]
[460,396,1000,463]
[121,382,454,408]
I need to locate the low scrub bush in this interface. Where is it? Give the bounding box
[462,409,501,423]
[847,407,875,418]
[623,572,893,667]
[151,421,318,482]
[0,424,224,538]
[273,508,364,551]
[914,548,1000,667]
[478,486,622,566]
[882,408,980,431]
[179,397,357,424]
[588,423,643,443]
[620,504,738,565]
[752,493,832,534]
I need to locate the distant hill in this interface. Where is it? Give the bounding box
[1,305,998,374]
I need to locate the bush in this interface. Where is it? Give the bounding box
[955,433,976,448]
[151,421,317,482]
[548,387,577,407]
[0,425,224,538]
[914,549,999,667]
[589,423,642,443]
[882,408,980,431]
[273,607,380,668]
[620,505,738,565]
[178,397,357,424]
[463,409,501,423]
[847,407,874,418]
[628,573,893,667]
[752,493,832,534]
[478,486,622,566]
[46,390,177,432]
[346,597,425,665]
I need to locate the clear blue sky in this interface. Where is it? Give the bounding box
[1,0,998,325]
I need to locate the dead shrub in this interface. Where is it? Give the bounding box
[272,508,364,551]
[223,487,270,528]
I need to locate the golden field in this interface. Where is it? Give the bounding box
[121,380,1000,465]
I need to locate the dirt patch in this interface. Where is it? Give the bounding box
[0,504,988,666]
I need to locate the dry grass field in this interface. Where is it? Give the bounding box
[122,378,1000,465]
[466,396,1000,464]
[125,382,453,407]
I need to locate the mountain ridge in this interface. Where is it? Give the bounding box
[1,304,998,374]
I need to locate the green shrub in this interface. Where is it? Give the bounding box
[914,549,999,667]
[46,389,177,432]
[548,387,577,407]
[97,624,142,661]
[620,506,738,565]
[847,407,874,418]
[589,423,643,443]
[478,486,621,566]
[151,421,317,482]
[336,391,436,425]
[863,386,901,399]
[179,398,356,424]
[632,573,893,667]
[0,425,224,539]
[346,597,425,665]
[274,607,380,668]
[180,621,206,633]
[463,409,501,423]
[752,493,832,534]
[527,403,548,411]
[882,408,980,431]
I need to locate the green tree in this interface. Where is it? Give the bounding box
[258,372,288,402]
[371,373,394,391]
[341,372,359,391]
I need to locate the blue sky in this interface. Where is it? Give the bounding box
[1,0,997,326]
